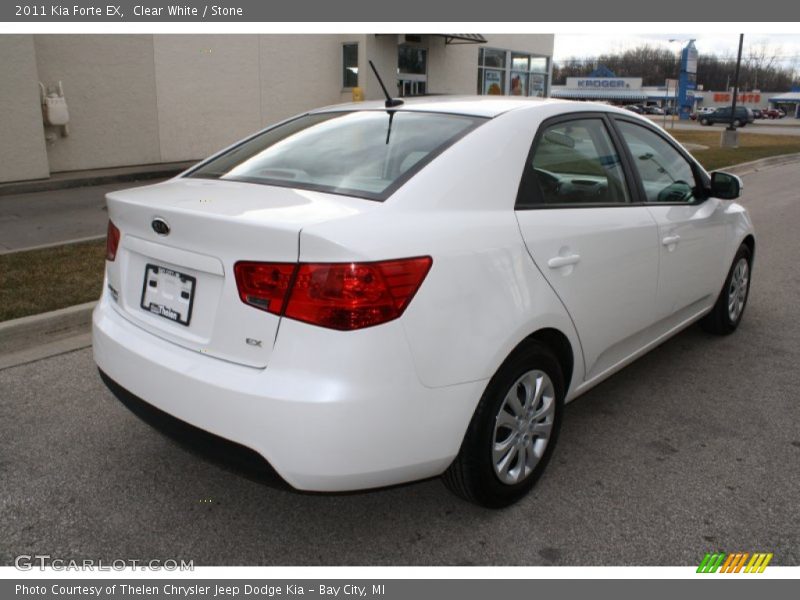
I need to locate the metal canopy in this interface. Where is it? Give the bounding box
[439,34,488,45]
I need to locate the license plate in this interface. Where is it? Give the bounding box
[140,264,196,326]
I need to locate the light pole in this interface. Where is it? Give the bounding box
[728,34,745,131]
[722,34,745,148]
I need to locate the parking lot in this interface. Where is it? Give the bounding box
[1,162,799,566]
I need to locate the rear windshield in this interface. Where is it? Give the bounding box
[186,110,486,201]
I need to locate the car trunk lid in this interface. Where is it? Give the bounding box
[104,177,377,368]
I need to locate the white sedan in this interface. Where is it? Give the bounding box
[93,96,754,508]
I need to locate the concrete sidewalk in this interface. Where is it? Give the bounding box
[0,161,194,196]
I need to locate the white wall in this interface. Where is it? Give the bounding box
[0,35,50,182]
[34,35,161,172]
[154,34,261,162]
[258,35,352,126]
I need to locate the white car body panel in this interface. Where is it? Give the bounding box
[516,206,660,381]
[93,97,755,492]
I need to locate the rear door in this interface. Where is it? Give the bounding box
[515,113,660,380]
[611,118,727,322]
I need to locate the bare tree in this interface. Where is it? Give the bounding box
[552,44,798,90]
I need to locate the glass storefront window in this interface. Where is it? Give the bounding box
[511,54,530,71]
[482,69,505,95]
[342,43,358,88]
[481,48,507,69]
[530,57,548,73]
[510,72,528,96]
[529,73,546,97]
[398,46,427,75]
[478,48,549,97]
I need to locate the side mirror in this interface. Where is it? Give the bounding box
[709,171,743,200]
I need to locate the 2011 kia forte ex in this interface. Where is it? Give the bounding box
[93,96,754,508]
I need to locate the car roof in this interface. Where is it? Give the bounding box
[310,95,586,119]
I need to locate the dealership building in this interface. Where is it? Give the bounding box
[0,34,553,184]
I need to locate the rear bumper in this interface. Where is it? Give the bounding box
[92,294,484,491]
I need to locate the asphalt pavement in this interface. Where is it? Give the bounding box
[0,179,166,253]
[647,116,800,136]
[0,163,798,566]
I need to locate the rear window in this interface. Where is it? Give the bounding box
[186,110,486,201]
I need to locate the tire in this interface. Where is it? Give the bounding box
[700,118,710,126]
[443,340,564,508]
[701,244,752,335]
[733,119,743,127]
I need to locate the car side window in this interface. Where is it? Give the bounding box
[615,121,701,204]
[517,118,630,208]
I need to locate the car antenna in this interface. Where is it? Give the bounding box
[369,60,404,109]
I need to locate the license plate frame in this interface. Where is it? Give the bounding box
[140,263,196,326]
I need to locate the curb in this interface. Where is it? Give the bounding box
[0,301,96,358]
[0,161,195,197]
[0,234,106,256]
[721,152,800,175]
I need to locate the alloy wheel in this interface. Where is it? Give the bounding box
[492,370,556,485]
[727,257,749,322]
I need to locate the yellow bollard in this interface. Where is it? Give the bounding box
[352,87,364,102]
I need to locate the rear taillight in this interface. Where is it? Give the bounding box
[105,220,120,261]
[234,257,432,331]
[233,262,296,315]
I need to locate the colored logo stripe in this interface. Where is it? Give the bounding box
[697,552,773,573]
[697,553,726,573]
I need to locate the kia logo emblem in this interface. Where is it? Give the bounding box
[151,217,170,236]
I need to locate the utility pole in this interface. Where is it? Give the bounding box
[722,34,744,148]
[728,34,744,131]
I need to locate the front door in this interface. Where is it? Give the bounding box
[612,118,728,322]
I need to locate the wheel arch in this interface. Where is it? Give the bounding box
[742,233,755,263]
[518,327,576,396]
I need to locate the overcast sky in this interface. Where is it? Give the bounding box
[553,33,800,70]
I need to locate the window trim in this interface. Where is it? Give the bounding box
[608,115,711,206]
[515,112,640,210]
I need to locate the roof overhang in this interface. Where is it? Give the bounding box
[439,34,488,45]
[768,94,800,102]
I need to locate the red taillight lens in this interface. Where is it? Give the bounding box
[233,257,432,330]
[285,257,432,330]
[105,220,120,261]
[233,262,297,315]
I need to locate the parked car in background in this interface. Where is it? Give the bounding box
[624,104,645,114]
[691,107,715,121]
[698,106,754,127]
[642,105,664,115]
[763,108,785,119]
[93,97,755,508]
[750,108,764,119]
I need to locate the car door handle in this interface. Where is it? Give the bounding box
[547,254,581,268]
[662,234,681,246]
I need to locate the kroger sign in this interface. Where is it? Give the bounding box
[566,77,643,89]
